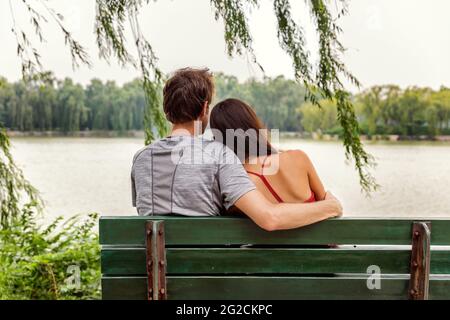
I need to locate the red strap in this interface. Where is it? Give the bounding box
[305,192,316,203]
[247,156,316,204]
[247,171,284,203]
[261,155,271,170]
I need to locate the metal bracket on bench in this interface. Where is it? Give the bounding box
[408,222,431,300]
[145,221,167,300]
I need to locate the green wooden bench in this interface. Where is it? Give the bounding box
[100,216,450,300]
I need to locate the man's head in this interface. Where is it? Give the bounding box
[163,68,214,133]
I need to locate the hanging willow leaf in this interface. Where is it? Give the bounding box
[95,0,168,144]
[0,125,43,228]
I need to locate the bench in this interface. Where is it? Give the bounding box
[99,216,450,300]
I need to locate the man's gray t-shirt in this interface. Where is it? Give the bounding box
[131,135,255,216]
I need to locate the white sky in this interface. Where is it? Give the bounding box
[0,0,449,91]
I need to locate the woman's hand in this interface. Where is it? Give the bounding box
[324,191,343,218]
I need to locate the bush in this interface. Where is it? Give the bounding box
[0,205,100,300]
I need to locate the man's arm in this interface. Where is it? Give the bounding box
[234,190,342,231]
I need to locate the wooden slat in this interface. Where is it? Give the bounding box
[101,248,415,276]
[101,276,450,300]
[100,216,450,246]
[429,276,450,300]
[101,248,450,276]
[102,277,146,300]
[430,250,450,274]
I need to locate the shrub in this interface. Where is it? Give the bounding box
[0,205,100,300]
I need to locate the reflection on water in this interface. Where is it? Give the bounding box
[10,137,450,219]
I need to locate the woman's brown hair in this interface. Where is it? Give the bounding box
[210,98,276,161]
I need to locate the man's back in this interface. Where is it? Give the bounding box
[132,135,255,216]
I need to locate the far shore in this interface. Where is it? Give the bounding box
[7,130,146,139]
[6,130,450,142]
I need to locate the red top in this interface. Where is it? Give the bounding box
[246,156,316,204]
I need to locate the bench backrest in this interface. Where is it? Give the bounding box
[100,216,450,300]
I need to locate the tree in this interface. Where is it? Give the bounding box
[1,0,377,227]
[300,99,338,134]
[430,87,450,134]
[397,87,429,136]
[56,79,88,133]
[215,74,306,132]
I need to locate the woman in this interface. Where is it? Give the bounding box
[210,98,326,206]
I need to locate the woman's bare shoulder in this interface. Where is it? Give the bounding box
[278,149,310,166]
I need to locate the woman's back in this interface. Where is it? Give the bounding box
[209,98,326,205]
[244,150,326,204]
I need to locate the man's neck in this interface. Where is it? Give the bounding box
[170,121,202,137]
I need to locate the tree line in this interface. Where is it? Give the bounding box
[0,74,146,132]
[0,74,449,136]
[300,85,450,137]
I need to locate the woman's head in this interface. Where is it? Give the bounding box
[210,98,276,161]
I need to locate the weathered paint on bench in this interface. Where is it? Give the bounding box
[100,216,450,300]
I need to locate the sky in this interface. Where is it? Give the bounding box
[0,0,449,91]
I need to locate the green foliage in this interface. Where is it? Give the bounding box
[0,103,99,300]
[0,75,148,132]
[355,86,450,137]
[0,209,100,300]
[3,74,448,139]
[1,73,306,133]
[95,0,168,144]
[300,99,338,134]
[8,0,90,76]
[215,73,307,131]
[300,86,450,137]
[211,0,259,58]
[0,123,42,227]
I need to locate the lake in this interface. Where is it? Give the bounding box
[10,137,450,220]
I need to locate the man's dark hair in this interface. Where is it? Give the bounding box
[163,68,214,124]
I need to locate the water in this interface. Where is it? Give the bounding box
[10,137,450,219]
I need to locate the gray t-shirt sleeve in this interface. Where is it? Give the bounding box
[218,146,256,209]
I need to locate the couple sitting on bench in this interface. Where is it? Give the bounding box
[131,67,342,230]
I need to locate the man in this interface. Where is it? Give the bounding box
[132,67,342,231]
